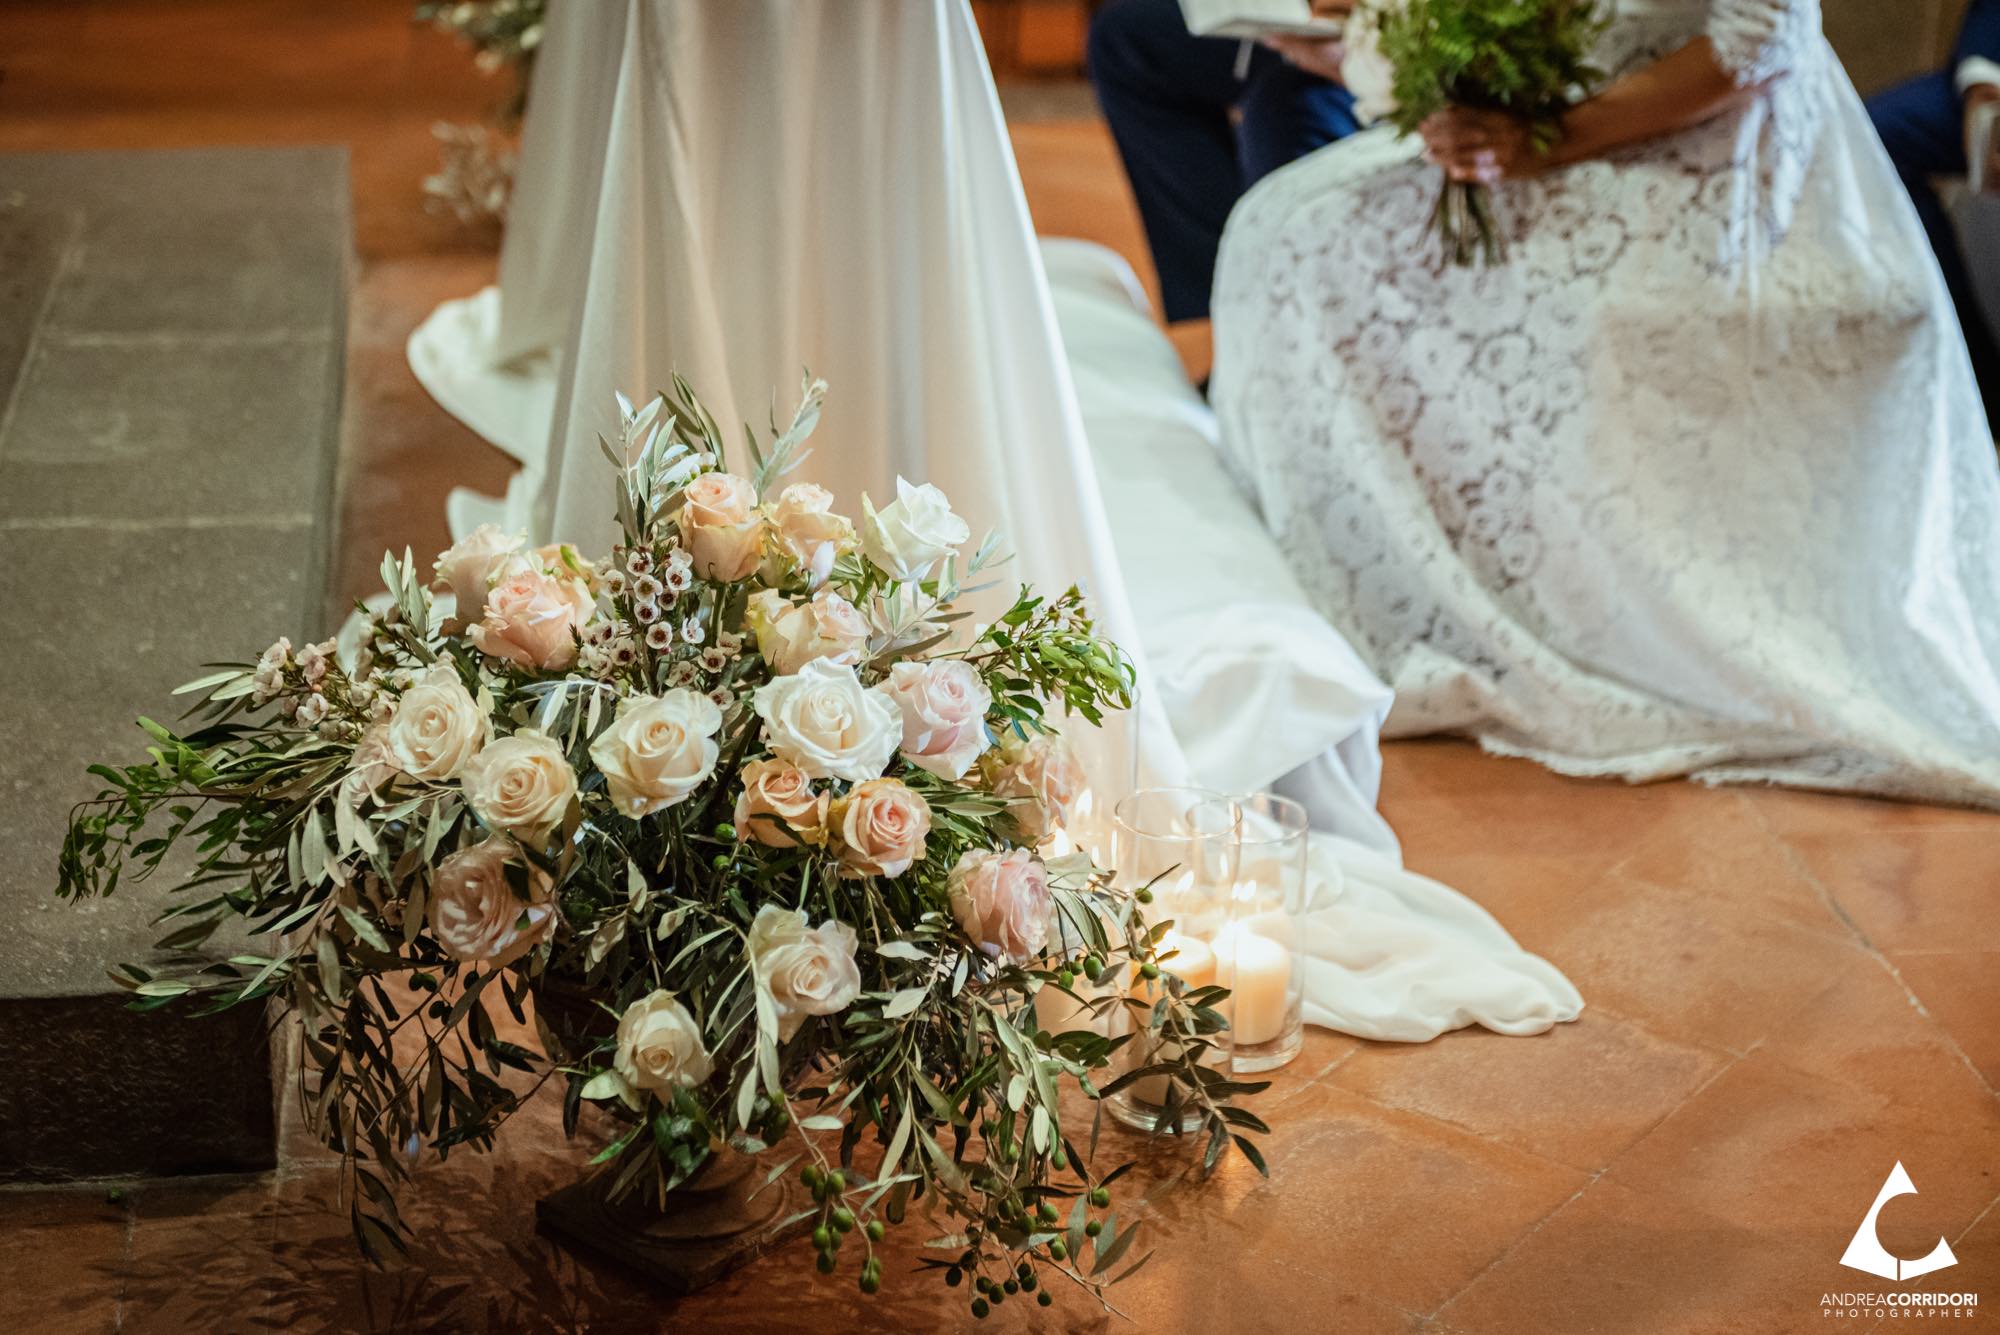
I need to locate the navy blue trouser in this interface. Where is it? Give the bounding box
[1868,0,2000,424]
[1087,0,1360,323]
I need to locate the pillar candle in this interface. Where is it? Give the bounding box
[1211,924,1294,1046]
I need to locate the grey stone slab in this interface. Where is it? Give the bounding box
[0,146,346,1181]
[0,521,312,1000]
[1,148,350,339]
[0,146,349,221]
[0,330,340,520]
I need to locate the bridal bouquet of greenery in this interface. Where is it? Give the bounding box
[1347,0,1606,266]
[57,378,1266,1311]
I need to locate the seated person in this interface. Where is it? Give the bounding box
[1869,0,2000,426]
[1087,0,1360,323]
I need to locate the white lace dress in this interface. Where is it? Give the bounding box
[1211,0,2000,807]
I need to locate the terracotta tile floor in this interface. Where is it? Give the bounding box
[3,3,1996,1331]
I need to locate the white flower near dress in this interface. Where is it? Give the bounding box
[1340,1,1400,123]
[860,477,969,581]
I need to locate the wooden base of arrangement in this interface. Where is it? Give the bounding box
[536,1154,808,1296]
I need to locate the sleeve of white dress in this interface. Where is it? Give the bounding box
[1707,0,1818,86]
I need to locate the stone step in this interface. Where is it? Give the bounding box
[0,146,349,1181]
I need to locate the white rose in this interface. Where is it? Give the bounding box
[386,664,488,781]
[746,904,862,1040]
[746,588,869,676]
[428,837,556,965]
[882,659,992,780]
[751,658,901,782]
[613,990,715,1095]
[460,729,577,842]
[860,478,970,581]
[1342,3,1399,123]
[433,524,525,627]
[588,689,723,818]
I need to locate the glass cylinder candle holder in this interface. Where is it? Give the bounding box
[1219,793,1309,1073]
[1105,787,1241,1133]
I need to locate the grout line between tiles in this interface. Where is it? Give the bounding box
[1953,1187,2000,1248]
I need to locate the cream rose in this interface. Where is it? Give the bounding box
[461,729,577,842]
[745,905,862,1039]
[469,564,595,671]
[881,660,992,780]
[831,778,933,878]
[433,524,524,627]
[1342,2,1399,123]
[427,837,555,965]
[588,690,722,818]
[860,477,970,581]
[988,733,1085,844]
[613,990,715,1095]
[386,664,488,781]
[751,658,901,782]
[768,483,854,587]
[734,758,829,846]
[341,722,402,810]
[948,848,1053,963]
[746,588,869,676]
[678,472,766,583]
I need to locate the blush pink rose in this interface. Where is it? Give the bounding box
[678,472,766,582]
[734,758,829,846]
[428,837,556,966]
[988,733,1085,844]
[948,848,1052,963]
[768,483,854,587]
[746,588,869,675]
[433,524,524,628]
[882,659,992,780]
[469,565,595,671]
[832,778,933,878]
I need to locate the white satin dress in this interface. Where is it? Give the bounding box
[1213,0,2000,809]
[408,0,1582,1041]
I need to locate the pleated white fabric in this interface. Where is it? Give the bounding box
[407,0,1581,1042]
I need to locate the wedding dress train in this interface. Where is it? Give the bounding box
[409,0,1581,1041]
[1213,0,2000,809]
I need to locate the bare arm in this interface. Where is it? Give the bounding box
[1425,38,1774,184]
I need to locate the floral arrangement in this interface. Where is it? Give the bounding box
[415,0,546,221]
[57,378,1268,1313]
[1347,0,1605,265]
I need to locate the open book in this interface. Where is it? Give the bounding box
[1179,0,1345,40]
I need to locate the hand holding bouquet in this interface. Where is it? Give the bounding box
[1347,0,1606,266]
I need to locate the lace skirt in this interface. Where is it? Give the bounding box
[1210,41,2000,806]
